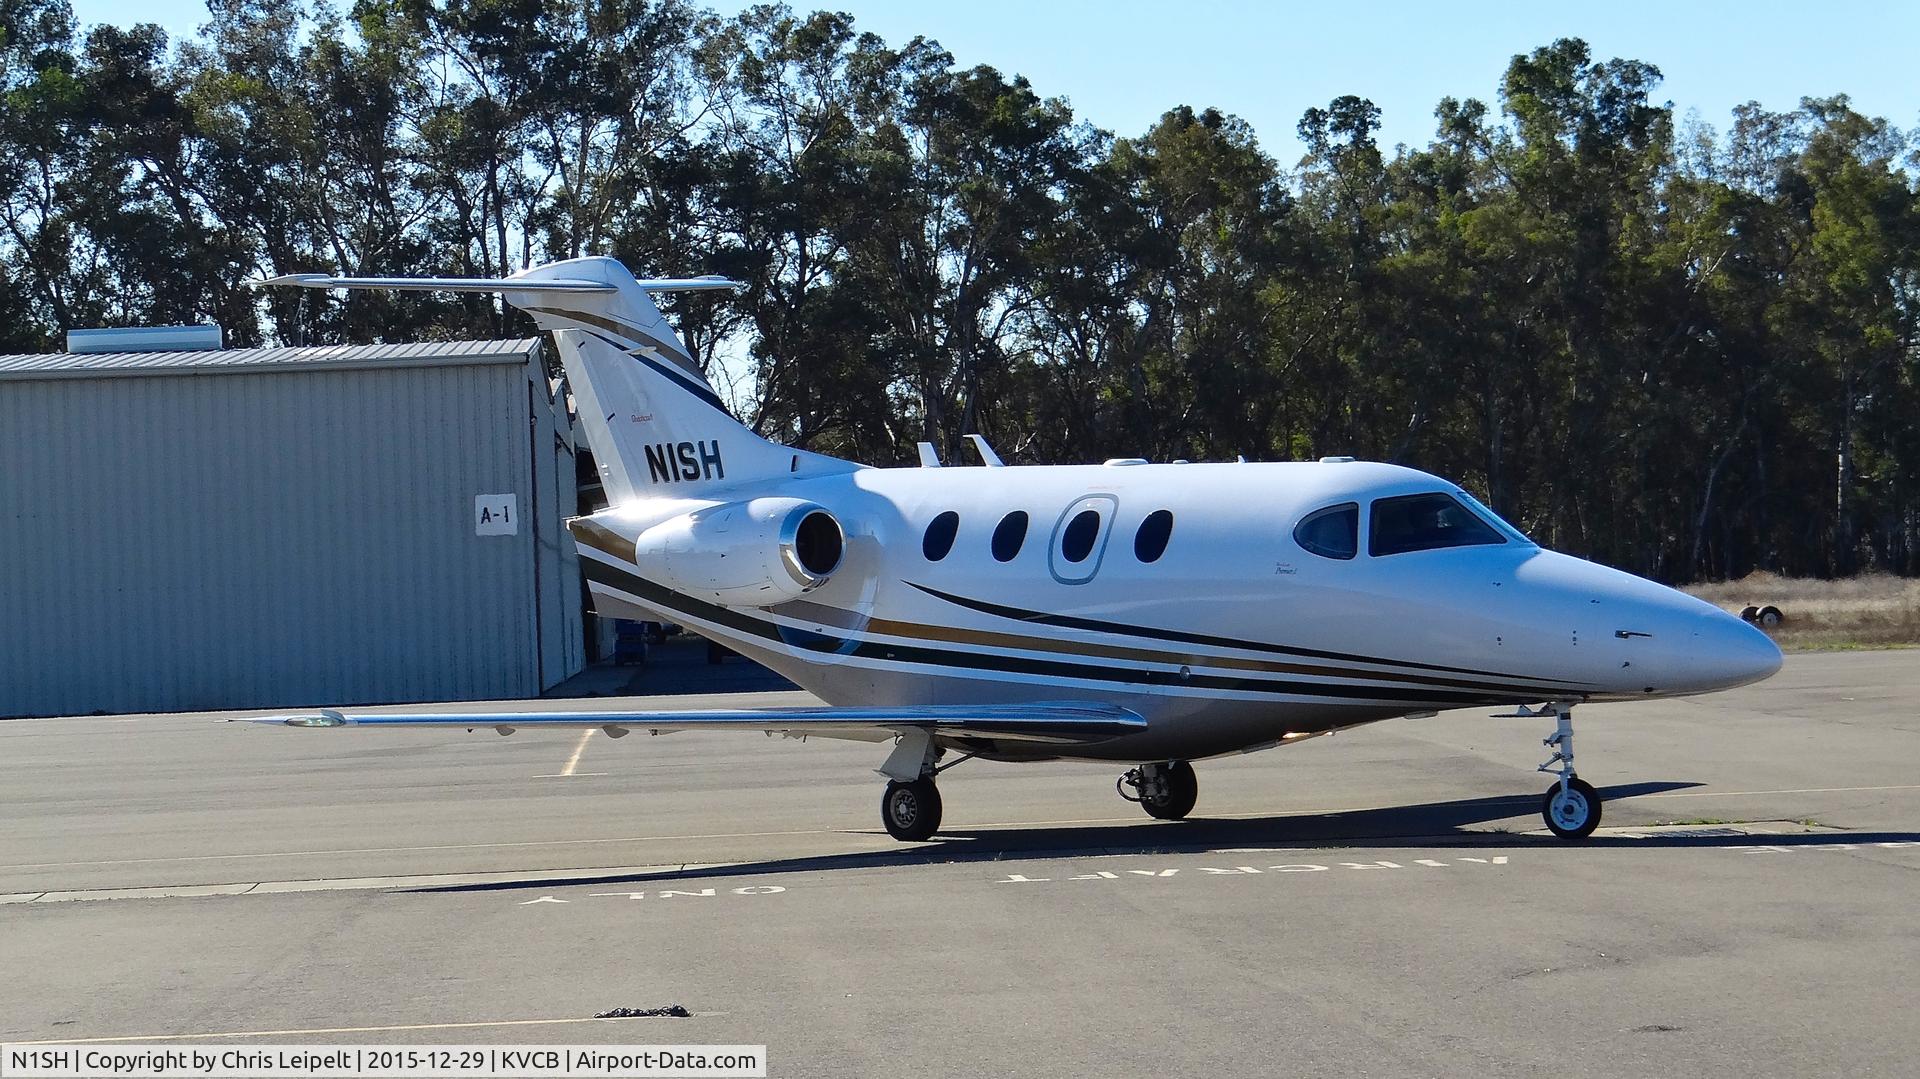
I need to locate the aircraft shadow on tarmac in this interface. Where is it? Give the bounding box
[409,781,1920,895]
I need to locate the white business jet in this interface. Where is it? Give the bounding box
[263,258,1782,841]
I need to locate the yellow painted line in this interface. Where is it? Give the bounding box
[11,1014,723,1046]
[531,729,603,776]
[562,729,595,776]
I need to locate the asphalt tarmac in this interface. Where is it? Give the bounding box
[3,650,1918,1077]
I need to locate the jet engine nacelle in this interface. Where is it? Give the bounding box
[633,497,845,607]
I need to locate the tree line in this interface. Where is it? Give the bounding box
[4,0,1917,582]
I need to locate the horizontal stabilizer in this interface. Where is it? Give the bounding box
[245,701,1146,746]
[251,254,827,504]
[257,273,743,294]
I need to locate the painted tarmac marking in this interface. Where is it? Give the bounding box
[1639,784,1920,799]
[8,1015,727,1046]
[522,885,788,904]
[3,784,1915,873]
[1729,841,1920,854]
[0,827,844,871]
[16,862,758,903]
[532,729,601,777]
[564,729,594,775]
[995,856,1511,884]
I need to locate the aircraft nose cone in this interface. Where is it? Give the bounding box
[1684,611,1784,692]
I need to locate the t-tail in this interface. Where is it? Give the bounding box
[261,256,855,504]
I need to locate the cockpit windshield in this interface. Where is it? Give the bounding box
[1369,492,1508,557]
[1452,488,1535,546]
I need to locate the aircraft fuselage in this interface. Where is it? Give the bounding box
[571,458,1781,762]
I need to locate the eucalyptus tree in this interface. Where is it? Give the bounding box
[0,0,93,342]
[1774,97,1920,575]
[690,6,929,460]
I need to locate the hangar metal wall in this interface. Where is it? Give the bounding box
[0,340,583,717]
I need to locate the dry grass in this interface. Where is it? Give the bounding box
[1685,572,1920,650]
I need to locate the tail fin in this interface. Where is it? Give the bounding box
[262,257,855,504]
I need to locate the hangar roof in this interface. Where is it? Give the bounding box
[0,338,541,383]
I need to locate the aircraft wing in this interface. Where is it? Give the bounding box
[249,701,1145,746]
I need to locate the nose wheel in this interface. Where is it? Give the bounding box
[1537,704,1601,839]
[1119,760,1198,820]
[1543,776,1600,839]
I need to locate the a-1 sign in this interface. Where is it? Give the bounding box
[474,494,518,536]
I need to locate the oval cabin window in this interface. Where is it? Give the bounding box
[1060,509,1102,563]
[922,511,960,561]
[992,511,1029,562]
[1133,510,1174,563]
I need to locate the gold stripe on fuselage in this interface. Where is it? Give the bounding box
[569,519,638,564]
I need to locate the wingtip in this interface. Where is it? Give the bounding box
[254,273,334,289]
[278,709,350,728]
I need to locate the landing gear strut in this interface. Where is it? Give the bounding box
[1538,704,1600,840]
[877,729,948,841]
[1119,760,1198,820]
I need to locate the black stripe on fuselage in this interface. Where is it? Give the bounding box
[580,557,1553,706]
[907,581,1591,688]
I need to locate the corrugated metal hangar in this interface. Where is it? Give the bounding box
[0,335,585,718]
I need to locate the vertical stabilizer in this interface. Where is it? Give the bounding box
[261,257,857,505]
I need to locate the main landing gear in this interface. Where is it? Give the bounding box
[1536,703,1601,840]
[876,729,966,842]
[1119,760,1198,820]
[881,777,942,842]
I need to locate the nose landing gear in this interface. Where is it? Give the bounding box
[1537,704,1600,840]
[1119,760,1198,820]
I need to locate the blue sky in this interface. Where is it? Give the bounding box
[69,0,1920,162]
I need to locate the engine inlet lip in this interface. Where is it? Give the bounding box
[778,504,843,589]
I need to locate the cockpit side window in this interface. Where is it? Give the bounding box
[1294,502,1358,560]
[1369,493,1506,556]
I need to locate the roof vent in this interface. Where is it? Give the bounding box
[1318,455,1357,464]
[67,324,223,355]
[1103,458,1149,466]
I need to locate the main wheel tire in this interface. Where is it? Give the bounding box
[1740,605,1760,623]
[1142,760,1198,821]
[881,778,942,841]
[1541,777,1602,840]
[1758,605,1783,628]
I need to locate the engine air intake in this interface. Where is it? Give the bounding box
[633,497,847,607]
